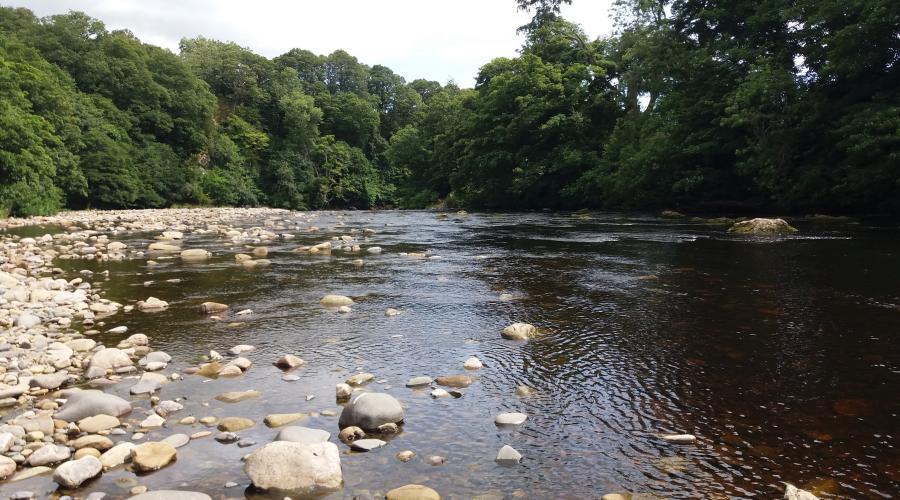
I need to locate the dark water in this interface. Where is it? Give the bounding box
[4,212,899,499]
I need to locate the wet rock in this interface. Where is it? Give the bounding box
[430,389,450,398]
[463,356,483,370]
[276,426,330,444]
[215,432,239,443]
[378,422,400,434]
[785,484,820,500]
[161,434,190,449]
[728,218,798,235]
[196,362,221,378]
[320,295,353,307]
[131,442,177,471]
[515,385,535,397]
[244,441,342,494]
[396,450,415,462]
[495,412,528,426]
[180,249,210,261]
[346,373,375,386]
[89,348,133,371]
[339,426,365,444]
[53,455,102,488]
[495,445,522,464]
[501,323,537,340]
[350,438,386,452]
[406,376,433,387]
[128,491,212,500]
[228,345,255,355]
[426,455,445,466]
[274,354,304,369]
[218,417,255,432]
[264,413,307,427]
[100,442,135,469]
[72,434,114,451]
[336,383,353,400]
[78,415,120,433]
[215,390,260,403]
[660,434,696,444]
[0,455,15,479]
[384,308,401,316]
[199,302,228,314]
[27,443,71,466]
[386,484,441,500]
[435,375,474,388]
[338,393,404,431]
[130,372,167,395]
[136,297,169,311]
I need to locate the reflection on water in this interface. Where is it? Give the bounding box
[3,212,899,499]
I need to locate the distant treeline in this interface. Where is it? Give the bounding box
[1,1,897,217]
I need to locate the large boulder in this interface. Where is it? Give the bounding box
[55,389,132,422]
[728,218,797,235]
[244,441,342,493]
[338,393,404,431]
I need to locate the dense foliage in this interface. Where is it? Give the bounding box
[0,2,897,216]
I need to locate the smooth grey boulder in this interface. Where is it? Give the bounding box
[275,426,330,444]
[130,372,167,395]
[53,455,102,488]
[30,372,69,390]
[338,393,404,431]
[349,438,386,452]
[55,389,132,422]
[27,444,71,466]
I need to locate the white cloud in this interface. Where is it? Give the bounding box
[7,0,614,86]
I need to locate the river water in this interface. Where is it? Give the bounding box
[3,211,899,499]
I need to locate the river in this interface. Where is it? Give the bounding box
[2,210,898,499]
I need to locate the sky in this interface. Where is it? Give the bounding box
[6,0,615,86]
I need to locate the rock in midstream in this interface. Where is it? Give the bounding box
[55,389,132,422]
[338,393,404,431]
[276,426,331,444]
[53,455,102,488]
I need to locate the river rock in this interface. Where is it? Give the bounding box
[78,414,120,433]
[30,372,69,390]
[274,354,304,369]
[218,417,255,432]
[215,390,260,403]
[406,376,432,387]
[320,294,354,307]
[396,450,415,462]
[384,307,401,316]
[431,388,450,398]
[495,412,528,425]
[228,344,255,355]
[149,242,180,252]
[501,323,537,340]
[495,445,522,464]
[75,448,102,459]
[264,413,307,427]
[131,442,177,471]
[784,484,819,500]
[27,443,71,466]
[199,302,228,314]
[137,297,169,311]
[346,373,374,386]
[99,442,135,469]
[728,218,798,234]
[16,313,41,328]
[661,433,697,444]
[338,393,404,431]
[338,426,365,444]
[53,455,102,488]
[72,434,114,451]
[130,372,167,395]
[386,484,441,500]
[244,441,342,493]
[140,413,165,428]
[162,433,190,448]
[350,438,386,452]
[276,426,330,444]
[180,249,210,261]
[128,491,212,500]
[463,356,483,370]
[89,348,133,372]
[435,375,474,388]
[0,455,15,479]
[336,383,353,400]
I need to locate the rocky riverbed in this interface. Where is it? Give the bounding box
[0,208,894,498]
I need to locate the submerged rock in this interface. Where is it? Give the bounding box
[784,484,820,500]
[501,323,537,340]
[435,375,474,388]
[338,393,404,431]
[244,441,342,494]
[386,484,441,500]
[728,218,797,235]
[55,389,132,422]
[128,491,212,500]
[276,426,330,444]
[320,294,354,307]
[199,301,229,314]
[215,390,260,403]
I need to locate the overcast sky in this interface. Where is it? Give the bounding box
[6,0,615,86]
